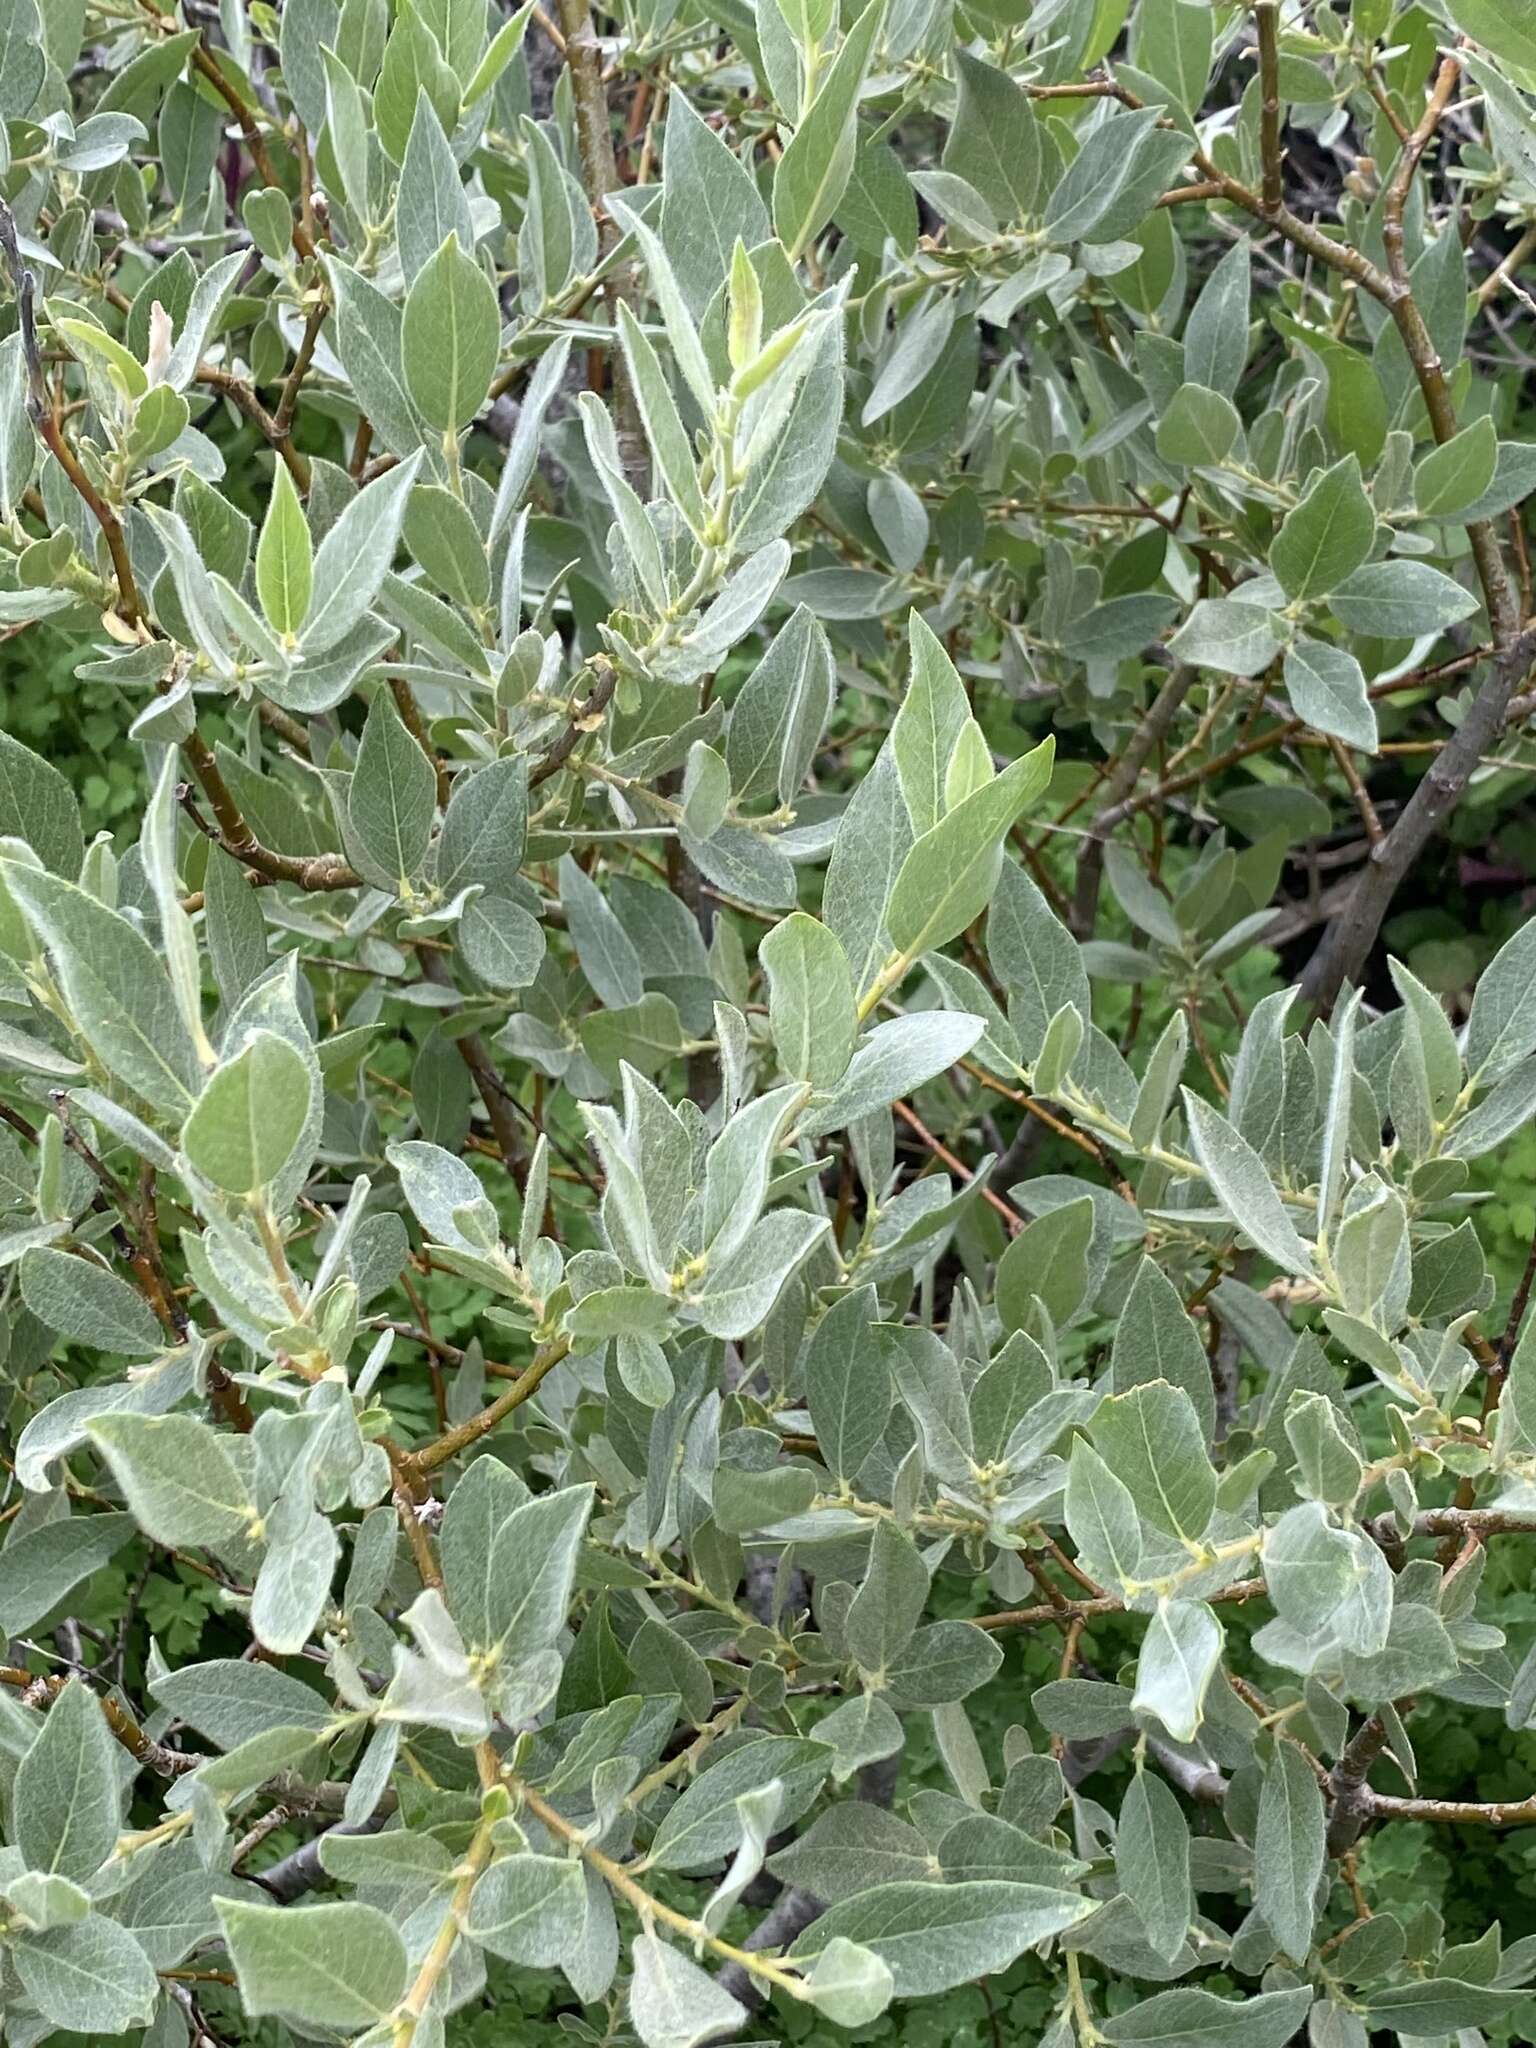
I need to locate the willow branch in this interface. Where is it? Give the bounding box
[893,1097,1022,1233]
[1326,1713,1390,1855]
[556,0,646,491]
[974,1578,1269,1633]
[198,364,310,490]
[517,1778,814,2003]
[392,1746,500,2046]
[1361,1505,1536,1547]
[1360,1788,1536,1827]
[528,659,620,788]
[135,0,315,260]
[1297,55,1531,1010]
[0,1666,201,1776]
[1256,3,1282,216]
[179,743,366,890]
[1477,221,1536,307]
[416,948,527,1175]
[1027,77,1391,301]
[1072,664,1194,935]
[976,1507,1536,1637]
[409,1336,572,1474]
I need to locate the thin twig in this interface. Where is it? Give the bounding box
[528,661,620,789]
[1072,665,1195,935]
[893,1098,1023,1234]
[1326,735,1384,847]
[416,949,528,1179]
[557,0,646,489]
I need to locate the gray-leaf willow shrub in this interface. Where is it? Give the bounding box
[1,0,1536,2043]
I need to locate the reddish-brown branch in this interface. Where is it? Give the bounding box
[135,0,316,260]
[893,1098,1023,1234]
[960,1060,1133,1191]
[273,294,328,441]
[1326,736,1384,847]
[36,411,143,625]
[179,738,365,890]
